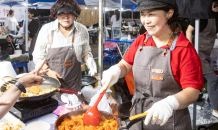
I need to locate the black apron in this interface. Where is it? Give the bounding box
[196,18,216,74]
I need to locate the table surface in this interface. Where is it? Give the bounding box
[106,38,136,44]
[122,30,139,33]
[87,27,111,32]
[0,35,22,39]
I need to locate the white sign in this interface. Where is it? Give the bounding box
[0,5,25,22]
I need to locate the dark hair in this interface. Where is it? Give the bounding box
[50,0,81,17]
[153,4,179,25]
[114,9,120,21]
[133,20,136,22]
[6,35,13,39]
[28,8,38,17]
[19,20,24,27]
[9,10,14,15]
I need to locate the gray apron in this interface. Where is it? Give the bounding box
[46,30,81,100]
[130,33,192,130]
[29,19,41,57]
[197,18,216,74]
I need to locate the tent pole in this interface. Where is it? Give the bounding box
[193,19,200,130]
[25,0,28,54]
[119,0,122,38]
[132,9,133,22]
[98,0,103,85]
[103,0,106,44]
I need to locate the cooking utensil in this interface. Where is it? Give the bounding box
[118,101,132,121]
[81,75,97,87]
[1,76,81,102]
[54,109,148,130]
[83,89,107,126]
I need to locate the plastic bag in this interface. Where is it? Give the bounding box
[28,60,35,72]
[89,87,112,114]
[81,85,98,103]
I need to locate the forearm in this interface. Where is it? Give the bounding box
[186,31,193,44]
[110,22,112,27]
[0,85,21,119]
[29,37,32,42]
[173,88,200,110]
[17,25,20,30]
[83,53,91,62]
[117,60,132,78]
[6,27,9,33]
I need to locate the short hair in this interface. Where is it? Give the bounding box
[9,10,14,15]
[114,9,120,21]
[28,8,38,17]
[152,4,179,25]
[50,0,81,17]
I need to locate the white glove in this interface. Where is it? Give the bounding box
[28,41,31,48]
[100,65,121,93]
[144,96,179,126]
[86,57,97,76]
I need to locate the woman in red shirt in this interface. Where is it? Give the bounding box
[100,0,203,130]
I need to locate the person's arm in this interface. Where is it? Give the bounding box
[14,18,20,30]
[33,24,62,83]
[6,26,9,34]
[80,26,97,76]
[16,25,20,30]
[173,88,200,109]
[110,15,114,28]
[212,2,218,12]
[100,59,132,93]
[28,20,38,39]
[186,25,195,44]
[117,59,132,78]
[29,37,32,42]
[0,60,48,119]
[33,24,49,68]
[5,19,9,34]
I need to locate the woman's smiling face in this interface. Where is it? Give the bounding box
[140,9,173,37]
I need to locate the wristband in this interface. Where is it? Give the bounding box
[14,81,26,93]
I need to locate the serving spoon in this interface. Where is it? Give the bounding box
[83,88,107,126]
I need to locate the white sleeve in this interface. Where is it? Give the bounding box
[111,15,115,22]
[14,18,18,26]
[32,24,50,69]
[81,27,92,59]
[4,18,9,27]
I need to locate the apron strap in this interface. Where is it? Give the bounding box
[141,32,178,51]
[170,33,179,51]
[166,32,179,51]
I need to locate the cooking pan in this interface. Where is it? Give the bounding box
[54,109,147,130]
[1,76,80,102]
[81,75,97,87]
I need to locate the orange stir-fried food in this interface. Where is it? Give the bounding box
[58,114,119,130]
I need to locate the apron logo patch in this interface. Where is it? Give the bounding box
[65,64,72,68]
[65,60,72,64]
[151,75,163,81]
[151,69,164,74]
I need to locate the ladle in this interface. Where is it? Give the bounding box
[83,89,107,126]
